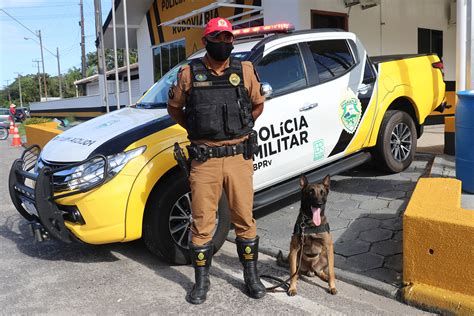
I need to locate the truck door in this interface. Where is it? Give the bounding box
[252,43,322,190]
[300,38,367,164]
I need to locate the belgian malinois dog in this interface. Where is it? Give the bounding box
[277,175,337,296]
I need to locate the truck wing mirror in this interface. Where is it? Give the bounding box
[260,82,273,98]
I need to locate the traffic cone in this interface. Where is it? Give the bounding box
[9,121,14,134]
[11,126,22,147]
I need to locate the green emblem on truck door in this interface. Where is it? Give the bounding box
[338,88,362,134]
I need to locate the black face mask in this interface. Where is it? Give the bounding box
[205,41,234,61]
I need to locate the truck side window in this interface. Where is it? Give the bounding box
[256,44,307,96]
[363,57,377,84]
[307,40,355,83]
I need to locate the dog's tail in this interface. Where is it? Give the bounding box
[276,250,290,268]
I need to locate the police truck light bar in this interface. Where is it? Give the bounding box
[232,23,294,38]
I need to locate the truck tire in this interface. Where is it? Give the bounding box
[373,110,417,173]
[143,173,231,264]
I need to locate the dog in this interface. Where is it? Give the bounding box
[277,174,337,296]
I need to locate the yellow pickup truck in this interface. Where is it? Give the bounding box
[9,25,445,264]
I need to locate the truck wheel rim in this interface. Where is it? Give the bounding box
[169,192,218,249]
[390,122,412,162]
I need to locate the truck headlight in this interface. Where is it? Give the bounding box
[107,146,146,177]
[65,146,146,191]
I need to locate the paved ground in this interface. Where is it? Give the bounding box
[228,124,473,300]
[230,154,431,292]
[0,140,429,314]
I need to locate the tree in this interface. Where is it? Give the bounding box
[86,48,138,75]
[0,48,138,106]
[63,67,82,97]
[0,67,85,107]
[1,74,42,107]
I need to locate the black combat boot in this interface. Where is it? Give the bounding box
[236,236,266,299]
[188,242,213,304]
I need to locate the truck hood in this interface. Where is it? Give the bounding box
[41,108,174,163]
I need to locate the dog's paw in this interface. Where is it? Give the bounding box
[287,287,297,296]
[329,287,337,295]
[318,272,329,282]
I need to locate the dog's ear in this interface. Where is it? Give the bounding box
[323,174,331,190]
[299,175,308,189]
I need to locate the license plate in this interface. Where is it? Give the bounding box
[21,199,38,217]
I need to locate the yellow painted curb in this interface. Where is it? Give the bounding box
[403,178,474,314]
[403,283,474,315]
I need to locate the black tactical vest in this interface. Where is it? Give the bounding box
[185,58,254,141]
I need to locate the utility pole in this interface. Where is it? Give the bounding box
[80,0,86,79]
[57,47,63,98]
[0,10,49,99]
[4,80,11,103]
[37,30,48,100]
[94,0,110,112]
[14,73,23,107]
[33,59,42,101]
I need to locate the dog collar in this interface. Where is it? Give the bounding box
[293,216,330,235]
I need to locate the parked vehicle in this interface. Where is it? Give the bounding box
[0,108,10,122]
[9,24,446,264]
[0,122,8,140]
[13,107,29,122]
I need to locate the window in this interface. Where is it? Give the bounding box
[418,28,443,59]
[311,10,348,31]
[363,57,376,84]
[307,40,355,82]
[256,44,307,96]
[153,39,186,82]
[138,52,251,109]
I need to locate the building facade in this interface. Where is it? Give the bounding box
[103,0,456,96]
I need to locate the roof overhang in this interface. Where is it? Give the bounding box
[74,63,139,85]
[102,0,154,49]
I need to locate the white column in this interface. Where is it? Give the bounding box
[112,0,120,109]
[123,0,132,106]
[468,0,474,90]
[456,0,467,92]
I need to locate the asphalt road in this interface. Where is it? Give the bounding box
[0,140,429,314]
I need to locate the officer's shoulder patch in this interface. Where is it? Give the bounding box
[195,73,207,81]
[168,86,175,99]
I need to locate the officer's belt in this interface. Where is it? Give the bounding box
[188,143,246,161]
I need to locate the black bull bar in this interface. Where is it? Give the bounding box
[8,145,108,243]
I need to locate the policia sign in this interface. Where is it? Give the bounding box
[253,115,309,170]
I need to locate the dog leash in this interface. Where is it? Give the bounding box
[260,223,306,292]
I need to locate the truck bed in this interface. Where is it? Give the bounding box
[370,53,438,65]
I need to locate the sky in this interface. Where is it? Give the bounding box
[0,0,111,87]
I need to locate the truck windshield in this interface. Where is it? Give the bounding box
[136,52,250,109]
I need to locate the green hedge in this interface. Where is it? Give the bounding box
[23,117,53,125]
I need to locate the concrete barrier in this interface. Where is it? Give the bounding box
[24,122,62,149]
[403,178,474,314]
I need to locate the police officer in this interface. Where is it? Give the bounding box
[167,17,265,304]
